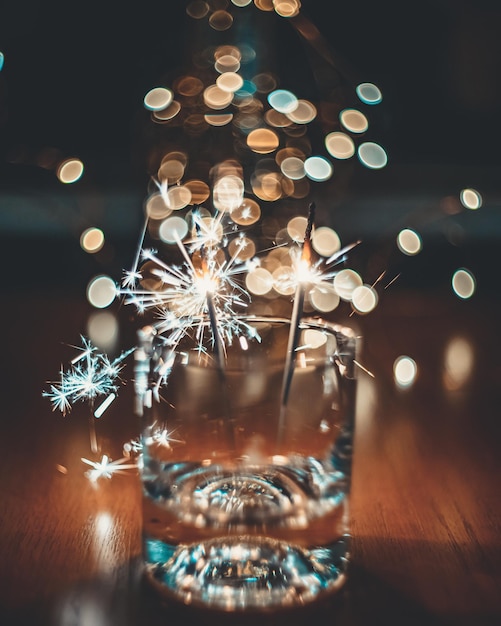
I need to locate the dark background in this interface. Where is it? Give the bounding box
[0,0,500,295]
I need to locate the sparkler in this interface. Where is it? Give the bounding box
[43,338,133,415]
[278,203,316,443]
[44,1,393,480]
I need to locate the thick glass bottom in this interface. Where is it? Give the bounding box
[144,534,350,611]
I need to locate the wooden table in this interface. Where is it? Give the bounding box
[1,291,500,625]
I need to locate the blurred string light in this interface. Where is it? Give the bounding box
[459,188,482,210]
[452,268,476,299]
[0,52,4,71]
[87,275,116,309]
[80,227,105,253]
[393,356,418,389]
[87,311,120,353]
[443,336,474,392]
[397,228,422,256]
[56,158,84,183]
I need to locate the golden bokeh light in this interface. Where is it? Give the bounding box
[216,72,244,93]
[351,284,378,314]
[209,10,234,31]
[286,215,308,242]
[340,108,369,133]
[452,269,476,299]
[145,193,172,220]
[272,266,295,296]
[57,158,84,184]
[443,336,474,392]
[87,275,116,309]
[167,185,193,210]
[186,0,210,18]
[87,311,119,353]
[311,227,340,257]
[230,198,261,225]
[205,113,234,126]
[309,283,340,313]
[325,132,355,159]
[158,158,186,184]
[228,236,256,260]
[273,0,301,18]
[397,228,422,256]
[254,0,275,11]
[174,75,204,96]
[333,269,363,301]
[280,156,305,180]
[143,87,173,111]
[213,174,245,211]
[394,356,418,389]
[203,84,234,109]
[185,179,211,204]
[247,128,280,153]
[286,99,316,124]
[158,216,189,243]
[80,227,105,254]
[460,188,482,210]
[215,54,241,74]
[246,267,274,295]
[152,101,181,121]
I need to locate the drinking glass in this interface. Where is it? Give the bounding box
[134,316,357,611]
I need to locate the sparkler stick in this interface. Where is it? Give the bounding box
[196,221,236,450]
[278,202,316,444]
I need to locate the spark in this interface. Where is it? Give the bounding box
[82,455,138,482]
[145,424,185,449]
[119,224,256,352]
[43,338,134,415]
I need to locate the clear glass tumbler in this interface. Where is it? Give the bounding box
[134,316,357,611]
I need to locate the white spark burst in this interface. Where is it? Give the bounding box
[82,455,138,482]
[43,337,134,415]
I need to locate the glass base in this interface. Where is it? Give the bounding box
[144,535,349,611]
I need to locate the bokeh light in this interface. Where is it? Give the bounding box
[87,311,119,353]
[325,132,355,159]
[340,109,368,133]
[309,283,340,313]
[57,159,84,184]
[247,128,280,154]
[268,89,298,114]
[246,267,274,295]
[143,87,173,111]
[356,82,383,105]
[393,356,417,389]
[304,156,333,182]
[311,227,340,257]
[460,188,482,210]
[397,228,422,256]
[452,269,476,299]
[333,269,363,301]
[351,284,378,314]
[443,336,474,392]
[358,142,388,169]
[80,227,105,254]
[0,52,4,71]
[159,216,189,243]
[87,275,116,309]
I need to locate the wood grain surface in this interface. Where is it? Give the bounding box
[1,292,500,626]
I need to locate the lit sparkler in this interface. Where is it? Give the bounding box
[43,337,134,415]
[82,455,138,482]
